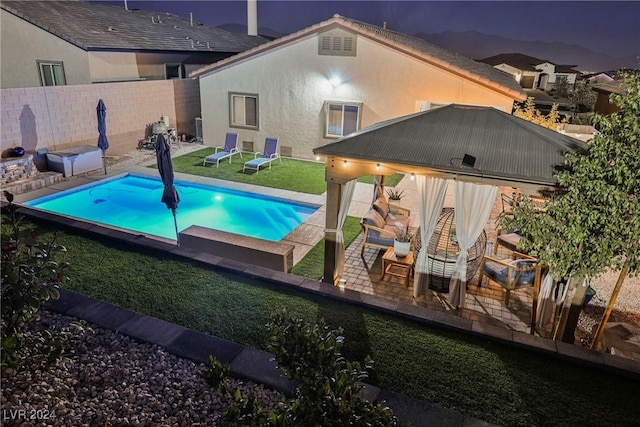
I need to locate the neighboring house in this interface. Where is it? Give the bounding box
[0,1,267,89]
[479,53,580,91]
[192,15,526,161]
[592,81,626,114]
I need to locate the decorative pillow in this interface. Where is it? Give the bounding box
[362,208,385,229]
[372,197,389,218]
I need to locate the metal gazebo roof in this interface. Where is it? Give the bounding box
[314,104,587,187]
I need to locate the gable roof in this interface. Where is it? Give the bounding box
[0,0,266,53]
[313,104,586,186]
[479,53,580,74]
[192,15,526,102]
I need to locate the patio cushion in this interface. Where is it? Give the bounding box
[362,208,386,229]
[366,228,395,246]
[372,197,389,218]
[484,259,536,287]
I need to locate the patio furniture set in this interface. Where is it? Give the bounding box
[203,132,281,173]
[360,194,542,304]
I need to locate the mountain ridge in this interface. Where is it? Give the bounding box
[216,23,637,72]
[414,31,637,71]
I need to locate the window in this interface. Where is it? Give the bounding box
[229,93,259,129]
[38,61,66,86]
[325,101,362,137]
[555,75,568,84]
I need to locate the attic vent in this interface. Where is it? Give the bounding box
[318,32,356,57]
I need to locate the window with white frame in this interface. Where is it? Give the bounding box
[38,61,66,86]
[229,93,259,129]
[325,101,361,137]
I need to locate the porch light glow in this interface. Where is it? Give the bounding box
[343,160,349,167]
[329,76,342,88]
[315,155,321,161]
[410,173,415,180]
[376,163,381,170]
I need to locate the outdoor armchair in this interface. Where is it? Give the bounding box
[478,253,542,305]
[203,132,241,167]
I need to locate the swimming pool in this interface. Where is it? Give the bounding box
[25,174,319,241]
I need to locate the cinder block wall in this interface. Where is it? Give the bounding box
[1,79,201,164]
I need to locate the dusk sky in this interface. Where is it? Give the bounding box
[94,1,640,58]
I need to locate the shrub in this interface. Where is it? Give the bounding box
[206,309,398,426]
[1,192,78,369]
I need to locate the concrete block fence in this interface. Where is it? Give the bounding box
[1,79,201,161]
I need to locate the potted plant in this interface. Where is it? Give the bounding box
[393,226,412,257]
[385,187,405,202]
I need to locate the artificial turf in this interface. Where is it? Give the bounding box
[15,217,640,427]
[160,148,328,195]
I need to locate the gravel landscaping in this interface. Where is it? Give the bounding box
[1,311,284,426]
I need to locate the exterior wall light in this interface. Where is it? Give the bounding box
[343,160,349,167]
[376,163,381,170]
[330,76,342,88]
[410,173,415,180]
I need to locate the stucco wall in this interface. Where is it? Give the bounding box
[1,10,91,88]
[88,52,144,83]
[1,79,201,164]
[199,34,517,160]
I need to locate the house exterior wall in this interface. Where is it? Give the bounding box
[88,52,145,83]
[199,34,517,160]
[1,79,201,165]
[1,10,91,89]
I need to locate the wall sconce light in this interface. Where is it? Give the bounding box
[410,173,415,180]
[376,163,381,171]
[329,76,342,88]
[315,155,321,161]
[343,160,349,167]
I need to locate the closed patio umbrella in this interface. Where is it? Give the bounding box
[96,99,109,175]
[155,134,180,245]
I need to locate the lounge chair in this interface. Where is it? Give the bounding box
[203,132,241,167]
[242,137,282,173]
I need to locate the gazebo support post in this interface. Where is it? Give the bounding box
[322,181,342,285]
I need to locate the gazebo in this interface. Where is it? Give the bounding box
[313,104,586,304]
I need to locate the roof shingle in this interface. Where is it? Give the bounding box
[1,0,267,53]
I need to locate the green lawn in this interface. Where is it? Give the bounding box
[291,216,362,279]
[18,218,640,427]
[163,148,405,195]
[357,174,404,187]
[162,148,327,195]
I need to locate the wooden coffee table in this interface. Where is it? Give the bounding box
[381,248,414,287]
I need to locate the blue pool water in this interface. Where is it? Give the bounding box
[25,174,318,241]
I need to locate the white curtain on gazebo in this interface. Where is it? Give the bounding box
[413,176,448,298]
[335,179,357,278]
[449,181,497,308]
[536,272,555,332]
[372,174,385,203]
